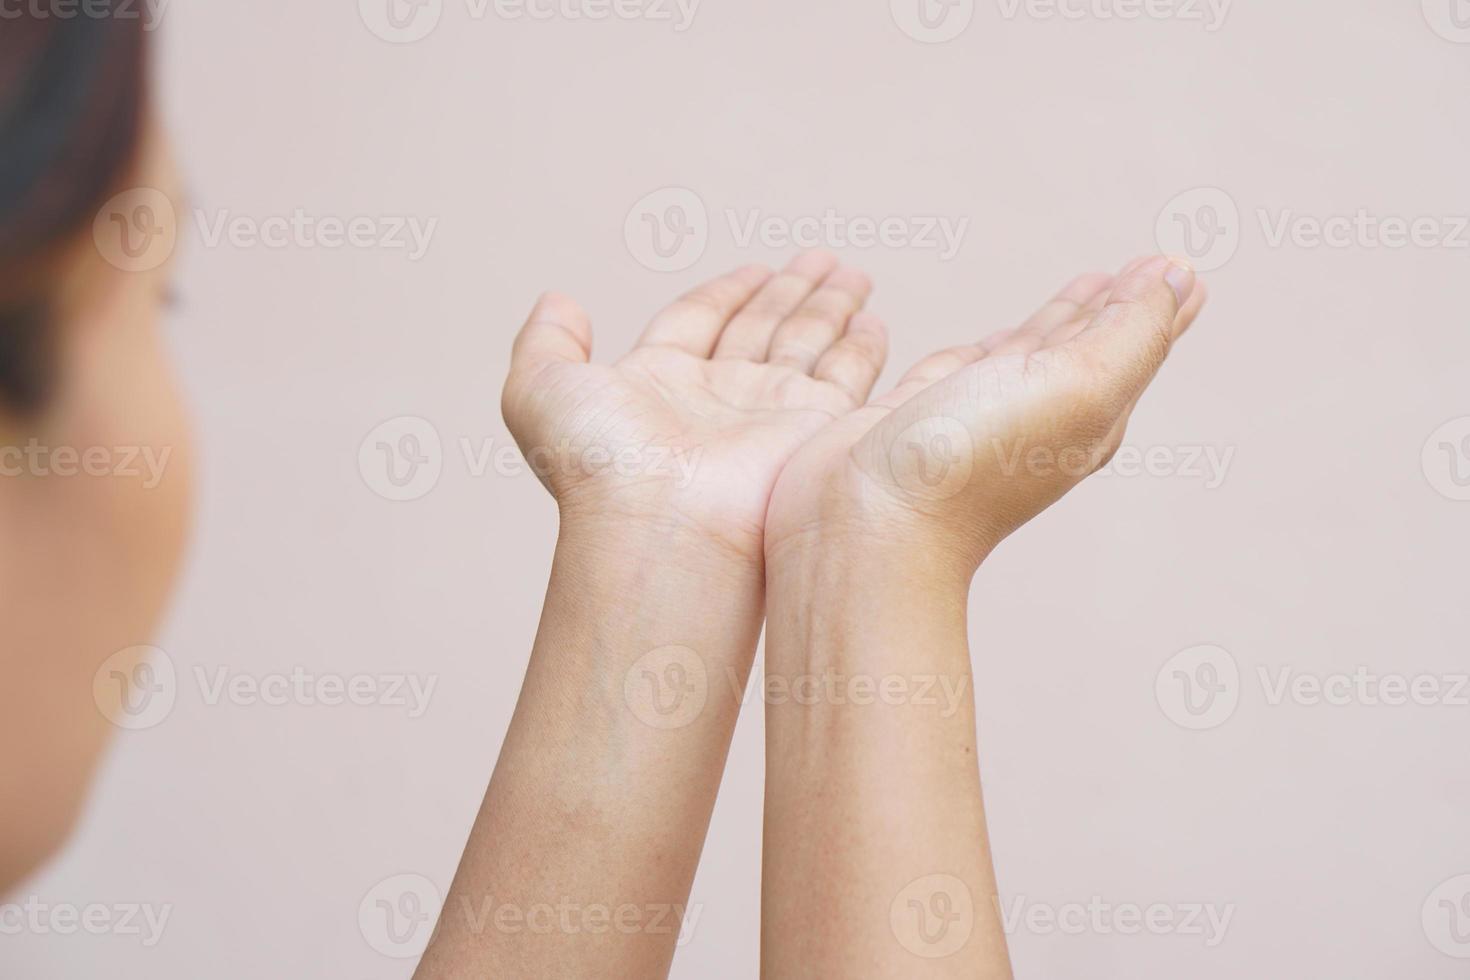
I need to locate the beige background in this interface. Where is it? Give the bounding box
[6,0,1470,976]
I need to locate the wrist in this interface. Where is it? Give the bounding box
[556,502,763,575]
[550,507,767,639]
[763,540,972,675]
[765,456,998,589]
[765,508,982,600]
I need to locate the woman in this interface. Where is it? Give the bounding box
[414,252,1204,978]
[1,9,1208,978]
[0,8,190,890]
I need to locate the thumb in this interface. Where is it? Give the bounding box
[1069,255,1197,408]
[509,292,593,376]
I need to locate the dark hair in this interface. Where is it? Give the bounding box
[0,7,148,415]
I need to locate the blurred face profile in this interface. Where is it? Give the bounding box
[0,12,190,887]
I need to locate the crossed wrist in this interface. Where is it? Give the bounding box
[554,506,766,590]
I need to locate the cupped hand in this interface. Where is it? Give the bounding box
[501,251,888,561]
[765,255,1209,576]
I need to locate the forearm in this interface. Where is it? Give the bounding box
[761,548,1011,978]
[417,515,762,979]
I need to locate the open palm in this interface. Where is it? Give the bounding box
[766,255,1209,572]
[501,252,888,559]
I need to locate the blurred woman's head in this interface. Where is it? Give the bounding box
[0,5,190,888]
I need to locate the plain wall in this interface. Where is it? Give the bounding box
[4,0,1470,976]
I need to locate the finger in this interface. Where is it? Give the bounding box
[637,263,773,356]
[1116,254,1156,278]
[1077,275,1120,317]
[899,343,988,387]
[977,327,1018,354]
[1090,284,1210,473]
[767,266,874,373]
[509,292,592,375]
[1052,269,1209,406]
[999,270,1111,351]
[1042,273,1126,349]
[1069,255,1196,393]
[869,343,987,408]
[1173,278,1209,341]
[712,250,839,361]
[812,311,888,403]
[987,271,1113,360]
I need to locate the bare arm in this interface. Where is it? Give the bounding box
[761,255,1208,976]
[762,554,1011,976]
[415,522,762,977]
[416,251,887,977]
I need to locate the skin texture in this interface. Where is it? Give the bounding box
[760,256,1207,977]
[415,252,890,979]
[419,252,1207,979]
[0,127,192,892]
[497,250,887,560]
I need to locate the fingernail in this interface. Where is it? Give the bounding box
[532,292,563,320]
[1164,259,1196,307]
